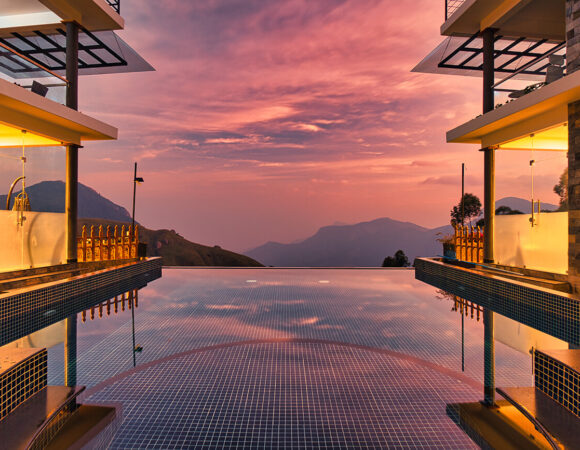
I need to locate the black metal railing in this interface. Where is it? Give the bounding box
[106,0,120,14]
[445,0,466,20]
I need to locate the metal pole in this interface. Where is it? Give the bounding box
[461,302,465,372]
[131,295,136,367]
[64,21,79,388]
[482,27,496,407]
[461,163,465,225]
[132,162,137,234]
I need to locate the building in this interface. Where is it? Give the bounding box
[0,0,161,447]
[414,0,580,447]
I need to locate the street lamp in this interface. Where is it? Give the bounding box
[131,162,144,235]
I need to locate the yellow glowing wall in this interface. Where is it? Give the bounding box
[495,211,568,274]
[0,210,65,271]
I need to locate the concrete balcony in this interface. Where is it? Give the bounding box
[446,68,580,151]
[442,0,564,41]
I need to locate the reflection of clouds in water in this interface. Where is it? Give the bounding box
[61,269,533,390]
[288,317,319,326]
[206,304,247,310]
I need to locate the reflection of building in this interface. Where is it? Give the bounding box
[0,1,161,447]
[415,0,580,447]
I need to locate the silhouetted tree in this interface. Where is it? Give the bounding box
[450,193,481,226]
[554,168,568,211]
[382,250,410,267]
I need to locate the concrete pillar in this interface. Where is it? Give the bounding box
[482,27,496,406]
[567,1,580,292]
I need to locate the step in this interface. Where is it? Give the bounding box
[0,385,83,450]
[498,386,580,449]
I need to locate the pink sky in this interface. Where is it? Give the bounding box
[75,0,566,252]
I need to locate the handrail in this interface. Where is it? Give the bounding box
[495,387,559,450]
[0,41,68,85]
[25,386,85,450]
[445,0,466,21]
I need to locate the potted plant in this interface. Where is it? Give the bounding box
[436,233,456,259]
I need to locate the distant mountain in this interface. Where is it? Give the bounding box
[0,180,132,222]
[246,218,453,267]
[1,180,262,267]
[496,197,558,213]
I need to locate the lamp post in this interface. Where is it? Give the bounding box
[131,163,143,367]
[131,162,144,235]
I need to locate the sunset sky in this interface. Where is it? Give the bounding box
[71,0,567,252]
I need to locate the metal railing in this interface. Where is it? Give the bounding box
[77,224,139,262]
[106,0,120,14]
[445,0,466,20]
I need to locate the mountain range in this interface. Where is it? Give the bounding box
[245,197,559,267]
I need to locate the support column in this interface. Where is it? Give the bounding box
[64,21,79,387]
[482,27,496,406]
[65,21,79,264]
[567,0,580,293]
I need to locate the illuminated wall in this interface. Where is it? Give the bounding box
[495,212,568,274]
[0,210,65,271]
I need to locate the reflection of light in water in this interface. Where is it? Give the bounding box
[246,280,257,283]
[318,280,330,284]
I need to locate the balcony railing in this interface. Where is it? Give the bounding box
[77,224,140,262]
[454,224,483,263]
[106,0,120,14]
[445,0,466,20]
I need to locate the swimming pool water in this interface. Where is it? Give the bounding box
[47,268,533,448]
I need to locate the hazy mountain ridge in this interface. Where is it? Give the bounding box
[246,217,453,267]
[1,181,262,267]
[245,197,560,267]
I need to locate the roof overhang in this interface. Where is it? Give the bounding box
[446,69,580,150]
[0,0,123,34]
[0,78,117,147]
[442,0,564,40]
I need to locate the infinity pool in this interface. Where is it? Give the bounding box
[47,268,532,448]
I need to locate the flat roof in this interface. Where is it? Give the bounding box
[442,0,564,41]
[446,70,580,149]
[0,78,117,147]
[0,0,123,33]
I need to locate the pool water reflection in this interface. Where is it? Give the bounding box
[48,268,533,448]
